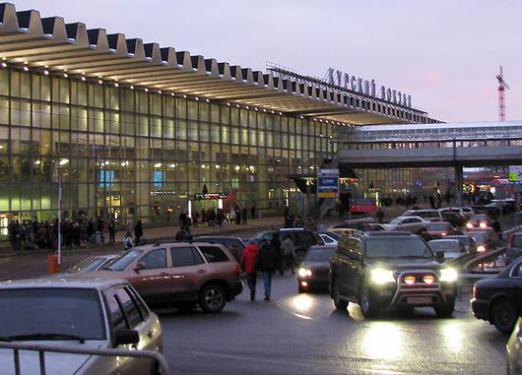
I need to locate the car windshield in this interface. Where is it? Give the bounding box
[427,223,449,231]
[105,249,143,271]
[469,232,486,243]
[66,257,108,273]
[366,237,433,259]
[305,247,335,262]
[447,236,470,246]
[513,234,522,247]
[414,211,438,219]
[429,241,459,252]
[0,288,105,340]
[325,232,340,240]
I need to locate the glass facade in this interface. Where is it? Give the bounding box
[0,67,338,234]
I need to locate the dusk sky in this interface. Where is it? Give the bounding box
[11,0,522,122]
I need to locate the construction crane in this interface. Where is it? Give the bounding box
[496,66,509,121]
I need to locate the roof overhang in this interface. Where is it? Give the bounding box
[0,3,434,126]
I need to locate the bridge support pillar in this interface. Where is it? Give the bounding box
[455,164,463,206]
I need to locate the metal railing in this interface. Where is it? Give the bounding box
[0,342,171,375]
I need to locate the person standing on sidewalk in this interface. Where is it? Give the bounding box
[256,239,278,301]
[240,241,259,301]
[134,220,143,245]
[108,219,116,244]
[242,206,248,225]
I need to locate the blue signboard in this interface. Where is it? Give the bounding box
[98,170,115,188]
[317,176,339,198]
[153,171,164,188]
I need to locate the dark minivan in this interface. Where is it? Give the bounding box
[329,231,458,318]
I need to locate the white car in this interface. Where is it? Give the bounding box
[0,277,163,375]
[402,209,443,222]
[383,216,430,233]
[507,317,522,374]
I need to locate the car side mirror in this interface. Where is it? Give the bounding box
[435,251,445,262]
[115,328,140,346]
[134,261,146,273]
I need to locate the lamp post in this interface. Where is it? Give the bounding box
[56,158,67,265]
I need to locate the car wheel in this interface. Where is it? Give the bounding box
[199,284,226,313]
[332,281,348,311]
[434,301,455,318]
[359,283,379,318]
[491,299,518,334]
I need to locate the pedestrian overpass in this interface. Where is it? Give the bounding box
[337,121,522,168]
[336,121,522,204]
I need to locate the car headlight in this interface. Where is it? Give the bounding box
[370,268,395,284]
[479,222,487,229]
[477,245,486,252]
[298,268,312,278]
[440,268,458,282]
[466,223,473,229]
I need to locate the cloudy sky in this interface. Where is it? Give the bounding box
[11,0,522,122]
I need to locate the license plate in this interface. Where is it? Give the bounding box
[407,296,432,305]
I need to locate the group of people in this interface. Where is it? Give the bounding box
[283,208,316,231]
[8,217,118,251]
[240,236,296,301]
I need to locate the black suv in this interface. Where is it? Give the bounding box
[329,231,458,318]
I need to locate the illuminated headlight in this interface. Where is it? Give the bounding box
[477,245,486,252]
[298,268,312,278]
[441,232,447,236]
[440,268,458,282]
[466,223,473,229]
[370,268,395,284]
[479,222,487,229]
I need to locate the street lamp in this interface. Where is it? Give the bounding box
[55,158,68,265]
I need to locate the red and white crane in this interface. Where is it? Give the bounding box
[496,66,509,121]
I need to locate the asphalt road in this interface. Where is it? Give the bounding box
[158,275,507,375]
[0,228,510,375]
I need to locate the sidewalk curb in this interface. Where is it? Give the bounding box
[0,221,283,259]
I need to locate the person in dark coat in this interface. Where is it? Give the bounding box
[108,219,116,244]
[240,242,259,301]
[87,218,95,244]
[256,239,278,301]
[242,207,248,225]
[175,228,188,241]
[134,220,143,245]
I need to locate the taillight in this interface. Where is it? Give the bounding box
[473,285,477,298]
[234,264,241,278]
[508,234,514,248]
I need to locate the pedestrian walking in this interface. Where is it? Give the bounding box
[256,239,278,301]
[241,207,248,225]
[108,219,116,243]
[175,227,188,241]
[240,241,259,301]
[134,220,143,245]
[376,206,384,224]
[250,205,256,220]
[280,237,296,275]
